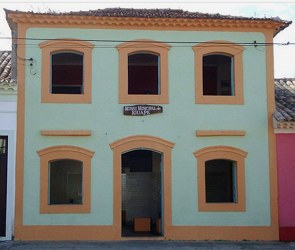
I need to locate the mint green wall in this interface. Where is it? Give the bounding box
[23,28,269,226]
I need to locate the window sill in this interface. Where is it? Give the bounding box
[40,130,92,136]
[40,204,90,214]
[196,130,246,137]
[199,202,245,212]
[41,93,91,104]
[196,95,244,105]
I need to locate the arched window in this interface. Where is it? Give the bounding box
[193,41,244,104]
[51,52,84,94]
[194,146,247,212]
[205,159,237,203]
[203,54,233,96]
[39,39,93,103]
[49,159,83,205]
[117,40,170,104]
[37,145,94,213]
[128,53,159,95]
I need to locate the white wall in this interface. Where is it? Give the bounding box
[0,92,17,241]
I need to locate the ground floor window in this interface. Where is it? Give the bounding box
[205,159,237,203]
[194,146,247,212]
[37,145,94,214]
[49,159,83,205]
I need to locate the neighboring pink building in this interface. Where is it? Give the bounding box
[274,78,295,241]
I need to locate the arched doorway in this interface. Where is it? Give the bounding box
[121,149,162,236]
[110,135,174,239]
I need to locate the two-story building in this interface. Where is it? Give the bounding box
[273,78,295,241]
[5,8,290,240]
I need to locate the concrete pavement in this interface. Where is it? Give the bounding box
[1,240,295,249]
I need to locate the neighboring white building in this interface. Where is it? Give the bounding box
[0,51,17,240]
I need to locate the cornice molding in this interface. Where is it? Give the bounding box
[196,130,246,137]
[40,130,92,136]
[0,82,17,94]
[7,13,284,35]
[273,119,295,130]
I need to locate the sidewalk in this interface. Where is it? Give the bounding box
[1,240,295,250]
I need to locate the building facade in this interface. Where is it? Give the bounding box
[274,78,295,241]
[6,8,290,240]
[0,51,17,241]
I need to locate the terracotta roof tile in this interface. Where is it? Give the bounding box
[5,7,291,23]
[274,78,295,122]
[69,8,275,20]
[0,51,14,83]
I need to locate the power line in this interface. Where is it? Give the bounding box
[2,1,295,3]
[1,37,294,47]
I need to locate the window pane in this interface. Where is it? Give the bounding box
[128,53,159,95]
[49,159,82,205]
[205,159,237,203]
[0,137,7,155]
[203,54,234,96]
[51,52,83,94]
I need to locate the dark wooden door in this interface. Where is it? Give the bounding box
[0,136,8,237]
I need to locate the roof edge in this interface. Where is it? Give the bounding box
[4,8,291,37]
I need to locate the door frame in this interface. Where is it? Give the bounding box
[0,136,8,237]
[110,135,174,239]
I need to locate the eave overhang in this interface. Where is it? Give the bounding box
[5,10,291,37]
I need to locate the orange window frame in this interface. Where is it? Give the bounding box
[193,41,244,104]
[117,39,170,104]
[39,39,94,103]
[194,146,247,212]
[37,145,94,214]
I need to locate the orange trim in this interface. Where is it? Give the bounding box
[14,225,118,240]
[40,130,92,136]
[39,39,94,103]
[117,40,170,104]
[165,226,279,240]
[194,146,248,158]
[110,135,175,239]
[37,145,94,214]
[7,13,286,36]
[193,41,244,104]
[194,146,247,212]
[14,23,28,237]
[196,130,246,137]
[265,31,279,238]
[110,134,175,149]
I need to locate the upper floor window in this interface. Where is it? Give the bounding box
[194,146,247,212]
[51,52,83,95]
[203,54,233,96]
[117,40,170,104]
[128,53,159,95]
[193,41,244,104]
[39,39,94,103]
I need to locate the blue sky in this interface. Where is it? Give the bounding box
[0,0,294,77]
